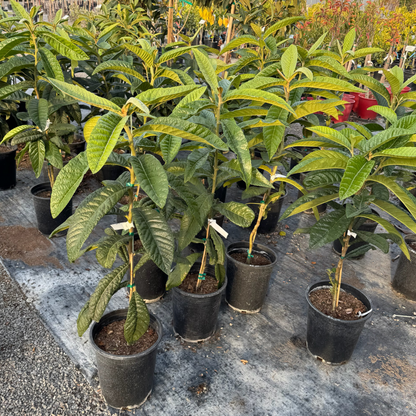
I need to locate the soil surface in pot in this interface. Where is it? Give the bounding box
[119,193,146,205]
[134,239,143,251]
[95,319,158,356]
[179,273,218,294]
[229,251,271,266]
[409,242,416,251]
[309,288,367,320]
[0,145,15,153]
[35,190,52,198]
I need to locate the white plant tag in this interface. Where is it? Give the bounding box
[347,230,357,238]
[271,173,286,180]
[111,221,134,231]
[208,219,228,238]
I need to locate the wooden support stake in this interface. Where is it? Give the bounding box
[223,2,235,64]
[167,0,174,44]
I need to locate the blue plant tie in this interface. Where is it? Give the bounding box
[198,273,206,280]
[247,250,254,259]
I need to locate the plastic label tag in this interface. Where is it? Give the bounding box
[271,174,286,180]
[208,219,228,238]
[347,230,357,238]
[111,221,134,231]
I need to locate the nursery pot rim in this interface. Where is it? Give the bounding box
[226,241,277,269]
[0,144,17,153]
[172,275,227,299]
[30,182,52,200]
[306,280,373,324]
[89,309,163,361]
[404,235,416,255]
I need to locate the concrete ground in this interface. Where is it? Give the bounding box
[1,163,416,415]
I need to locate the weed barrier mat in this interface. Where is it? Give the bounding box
[1,169,416,415]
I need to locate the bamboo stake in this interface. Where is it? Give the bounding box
[167,0,174,44]
[345,43,356,72]
[380,42,394,84]
[223,2,235,64]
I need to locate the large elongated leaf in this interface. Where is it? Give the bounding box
[306,126,353,149]
[51,152,89,218]
[29,140,45,178]
[373,147,416,158]
[307,56,350,78]
[356,230,389,253]
[287,150,348,176]
[367,175,416,219]
[291,100,347,123]
[66,184,127,262]
[0,36,27,60]
[77,301,92,337]
[39,47,64,82]
[89,263,129,321]
[309,208,350,249]
[48,78,122,113]
[303,170,344,189]
[132,207,174,274]
[219,36,260,55]
[96,234,130,269]
[92,60,145,82]
[0,81,33,100]
[281,44,298,78]
[123,44,154,67]
[28,98,49,132]
[45,141,63,169]
[10,0,30,20]
[221,119,251,187]
[42,32,89,61]
[349,74,390,102]
[292,76,363,93]
[360,128,413,154]
[184,147,211,182]
[1,125,34,144]
[87,112,128,174]
[216,201,255,228]
[130,154,168,208]
[264,16,304,39]
[124,291,150,345]
[339,155,375,200]
[263,106,288,160]
[224,89,295,114]
[343,28,355,55]
[358,214,409,259]
[137,85,197,105]
[135,118,227,150]
[158,46,195,64]
[371,198,416,234]
[367,105,397,125]
[166,252,202,290]
[160,135,181,164]
[194,49,218,95]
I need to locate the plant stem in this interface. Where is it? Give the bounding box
[247,166,278,264]
[124,122,137,301]
[47,164,55,188]
[332,232,351,310]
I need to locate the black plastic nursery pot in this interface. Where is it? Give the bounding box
[95,165,127,182]
[69,134,86,154]
[31,183,72,235]
[214,183,227,203]
[306,281,372,365]
[133,254,168,302]
[0,145,17,190]
[392,235,416,300]
[333,214,379,259]
[172,264,227,342]
[250,191,287,234]
[225,242,277,313]
[90,310,162,409]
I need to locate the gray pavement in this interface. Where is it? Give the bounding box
[0,262,111,416]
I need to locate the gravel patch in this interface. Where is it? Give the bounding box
[0,261,111,416]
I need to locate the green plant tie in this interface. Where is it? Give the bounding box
[202,238,206,242]
[126,182,134,187]
[198,273,206,280]
[134,194,139,198]
[247,250,254,258]
[127,284,135,288]
[340,256,345,259]
[129,232,134,236]
[260,200,265,204]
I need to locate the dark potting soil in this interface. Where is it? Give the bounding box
[134,239,143,251]
[35,190,52,198]
[179,273,218,294]
[229,251,272,266]
[409,242,416,251]
[309,288,367,321]
[94,319,158,356]
[119,193,146,205]
[0,145,14,153]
